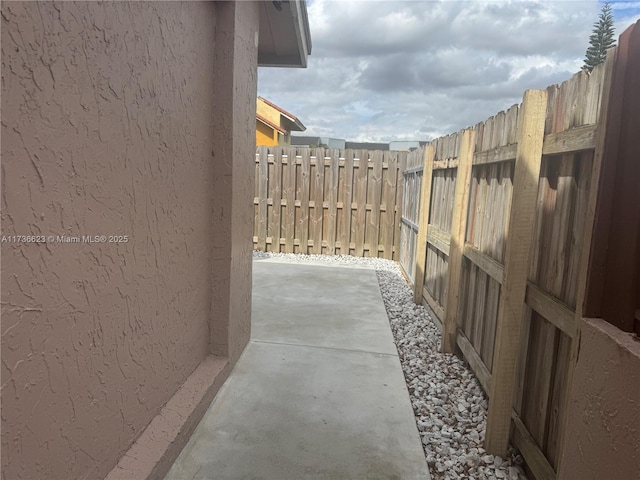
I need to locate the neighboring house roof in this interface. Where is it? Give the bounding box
[258,1,312,68]
[257,113,287,134]
[258,96,306,132]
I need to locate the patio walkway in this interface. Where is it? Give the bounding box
[164,257,431,480]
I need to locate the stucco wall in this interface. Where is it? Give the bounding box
[209,1,258,365]
[256,98,281,126]
[0,2,257,479]
[256,121,278,146]
[557,318,640,479]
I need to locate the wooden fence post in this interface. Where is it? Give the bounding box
[413,146,435,304]
[485,89,548,456]
[441,129,475,353]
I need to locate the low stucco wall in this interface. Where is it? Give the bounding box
[1,2,257,479]
[558,318,640,479]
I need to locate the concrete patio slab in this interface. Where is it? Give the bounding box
[251,258,398,355]
[165,259,430,480]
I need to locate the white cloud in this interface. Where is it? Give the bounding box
[258,0,640,142]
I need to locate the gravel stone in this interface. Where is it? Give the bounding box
[253,252,529,480]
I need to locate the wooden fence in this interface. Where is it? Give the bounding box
[402,50,618,479]
[253,147,407,258]
[398,148,424,279]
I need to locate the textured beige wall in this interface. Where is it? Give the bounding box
[1,2,256,479]
[558,318,640,479]
[209,1,258,365]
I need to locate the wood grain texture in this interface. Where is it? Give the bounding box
[366,151,384,257]
[254,147,406,258]
[511,414,556,480]
[256,147,268,251]
[283,152,297,253]
[325,153,339,255]
[457,329,491,394]
[427,225,451,256]
[268,150,282,252]
[442,129,476,353]
[485,89,547,456]
[413,146,435,303]
[298,149,311,253]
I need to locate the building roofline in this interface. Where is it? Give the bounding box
[258,97,306,131]
[256,113,287,134]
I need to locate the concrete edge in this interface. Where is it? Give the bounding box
[105,355,231,480]
[253,257,374,269]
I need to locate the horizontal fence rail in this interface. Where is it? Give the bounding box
[254,147,407,259]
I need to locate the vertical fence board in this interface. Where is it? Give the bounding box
[379,152,394,259]
[353,151,368,256]
[394,153,407,260]
[521,313,558,447]
[544,331,571,469]
[268,150,282,252]
[256,147,268,251]
[442,129,475,353]
[481,277,500,370]
[283,153,296,253]
[486,89,548,456]
[293,152,303,254]
[564,153,592,308]
[310,149,325,254]
[335,153,345,254]
[472,270,487,351]
[326,154,339,255]
[338,151,354,254]
[413,146,435,302]
[366,151,383,257]
[298,149,311,254]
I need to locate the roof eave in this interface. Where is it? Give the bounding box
[258,1,312,69]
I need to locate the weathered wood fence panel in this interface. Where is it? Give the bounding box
[254,147,407,258]
[401,50,617,480]
[399,148,424,279]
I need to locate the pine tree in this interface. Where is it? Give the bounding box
[583,3,616,72]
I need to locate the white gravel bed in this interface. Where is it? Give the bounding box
[253,251,528,480]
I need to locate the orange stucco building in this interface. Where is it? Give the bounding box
[256,96,306,146]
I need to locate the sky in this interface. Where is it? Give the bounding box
[257,0,640,142]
